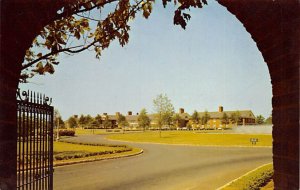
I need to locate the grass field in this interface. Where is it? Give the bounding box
[54,141,128,153]
[107,131,272,146]
[221,163,273,190]
[53,141,134,161]
[260,179,274,190]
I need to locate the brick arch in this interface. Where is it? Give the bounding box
[0,1,299,189]
[217,1,299,189]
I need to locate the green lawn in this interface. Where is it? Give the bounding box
[54,141,127,152]
[221,163,273,190]
[260,179,274,190]
[107,131,272,146]
[18,141,141,167]
[53,141,133,161]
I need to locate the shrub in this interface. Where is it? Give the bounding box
[222,163,273,190]
[59,129,75,136]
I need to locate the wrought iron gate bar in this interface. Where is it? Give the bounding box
[17,89,53,190]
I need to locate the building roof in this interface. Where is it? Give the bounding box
[99,109,255,122]
[101,114,118,120]
[125,115,138,121]
[197,110,255,119]
[178,113,191,120]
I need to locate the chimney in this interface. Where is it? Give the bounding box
[128,111,132,115]
[218,106,223,112]
[179,108,184,114]
[115,112,120,116]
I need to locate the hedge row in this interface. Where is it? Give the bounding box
[59,130,75,136]
[61,141,128,148]
[222,163,273,190]
[54,148,132,161]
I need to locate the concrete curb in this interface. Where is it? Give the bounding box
[54,149,144,168]
[106,138,272,148]
[216,162,273,190]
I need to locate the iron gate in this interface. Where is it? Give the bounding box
[17,89,54,190]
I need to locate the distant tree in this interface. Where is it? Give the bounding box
[222,112,229,125]
[191,110,200,124]
[78,114,93,128]
[90,120,98,128]
[117,113,128,133]
[57,117,65,128]
[230,111,241,125]
[172,113,182,128]
[256,115,265,125]
[186,120,193,130]
[201,110,210,126]
[153,94,174,137]
[265,115,272,124]
[103,116,112,129]
[137,108,151,131]
[67,116,78,128]
[94,114,103,128]
[78,114,85,127]
[54,109,65,128]
[85,114,93,126]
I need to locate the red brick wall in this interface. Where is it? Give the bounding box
[218,1,299,189]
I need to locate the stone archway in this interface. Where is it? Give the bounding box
[0,1,299,189]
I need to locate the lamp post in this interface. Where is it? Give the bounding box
[54,111,60,141]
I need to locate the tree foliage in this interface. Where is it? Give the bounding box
[54,109,65,128]
[230,111,241,125]
[103,115,113,129]
[78,114,93,127]
[256,115,265,125]
[67,116,78,128]
[153,94,174,126]
[94,114,103,127]
[153,94,174,136]
[201,110,210,125]
[172,113,182,128]
[191,110,199,124]
[222,112,229,124]
[137,108,151,131]
[265,115,272,124]
[20,0,208,82]
[117,113,128,128]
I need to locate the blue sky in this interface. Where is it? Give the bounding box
[20,0,272,120]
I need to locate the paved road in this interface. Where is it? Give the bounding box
[54,135,272,190]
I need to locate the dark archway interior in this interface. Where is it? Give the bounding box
[0,1,299,189]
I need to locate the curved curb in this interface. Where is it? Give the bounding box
[216,162,273,190]
[54,149,144,168]
[106,138,272,148]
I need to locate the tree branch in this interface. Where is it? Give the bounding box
[76,13,102,22]
[22,0,144,71]
[55,0,119,21]
[21,43,95,70]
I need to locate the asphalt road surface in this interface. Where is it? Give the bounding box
[54,135,272,190]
